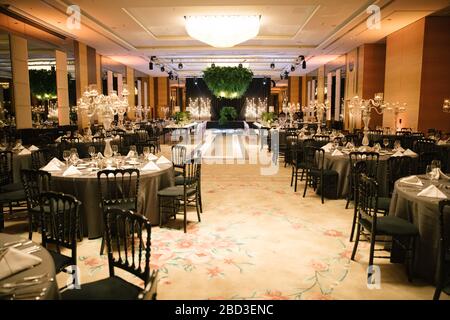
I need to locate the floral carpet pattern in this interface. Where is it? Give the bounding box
[73,166,356,300]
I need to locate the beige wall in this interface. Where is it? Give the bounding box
[383,19,425,131]
[10,34,32,129]
[74,41,89,129]
[288,76,300,104]
[317,66,325,103]
[55,50,70,125]
[157,77,169,119]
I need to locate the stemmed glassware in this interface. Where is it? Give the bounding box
[112,144,119,157]
[383,138,390,151]
[88,146,96,160]
[143,147,150,161]
[63,150,71,167]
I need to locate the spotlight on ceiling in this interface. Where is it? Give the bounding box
[149,62,153,70]
[271,80,276,87]
[238,63,243,68]
[270,63,275,69]
[160,66,165,72]
[302,60,306,69]
[194,77,198,85]
[299,55,305,61]
[150,56,156,61]
[168,71,173,80]
[284,71,289,79]
[175,75,179,81]
[178,63,183,69]
[262,77,267,85]
[290,65,295,72]
[211,63,216,68]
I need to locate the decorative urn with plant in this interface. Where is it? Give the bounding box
[203,66,253,99]
[261,112,274,127]
[219,107,238,125]
[174,111,192,126]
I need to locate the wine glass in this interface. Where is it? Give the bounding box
[88,146,96,160]
[426,165,434,180]
[130,145,137,154]
[112,144,119,157]
[63,150,71,167]
[143,146,150,160]
[394,140,401,150]
[383,138,390,150]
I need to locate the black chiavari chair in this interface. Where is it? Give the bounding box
[434,200,450,300]
[62,208,157,300]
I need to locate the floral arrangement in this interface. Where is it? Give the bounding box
[219,107,238,125]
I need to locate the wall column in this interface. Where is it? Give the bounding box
[55,50,70,125]
[10,34,32,129]
[74,41,89,129]
[126,66,135,120]
[317,66,325,103]
[288,76,300,104]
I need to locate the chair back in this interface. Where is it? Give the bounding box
[387,156,413,194]
[97,169,140,211]
[181,154,200,190]
[304,146,325,171]
[357,174,380,230]
[417,151,440,174]
[171,145,187,168]
[103,208,152,284]
[40,191,80,254]
[349,152,379,179]
[413,139,436,154]
[0,150,13,187]
[21,169,52,210]
[31,148,57,170]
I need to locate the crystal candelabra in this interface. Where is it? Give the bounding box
[349,93,406,146]
[303,100,330,134]
[77,85,130,131]
[187,97,211,121]
[281,102,300,127]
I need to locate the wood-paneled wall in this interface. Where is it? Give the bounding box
[383,19,425,131]
[55,50,70,125]
[418,17,450,133]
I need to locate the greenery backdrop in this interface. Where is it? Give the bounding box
[203,66,253,99]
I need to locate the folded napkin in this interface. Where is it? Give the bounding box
[400,175,423,186]
[391,150,404,157]
[97,152,104,159]
[396,146,405,152]
[156,155,171,164]
[331,149,344,156]
[62,165,82,176]
[0,247,42,281]
[28,145,39,151]
[48,157,65,167]
[321,143,333,152]
[433,168,450,180]
[41,161,62,172]
[12,144,24,151]
[437,140,447,145]
[147,153,158,161]
[18,148,31,155]
[345,142,354,149]
[417,185,447,199]
[126,151,135,158]
[55,137,62,143]
[403,149,417,156]
[141,161,160,172]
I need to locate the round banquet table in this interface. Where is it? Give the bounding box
[49,160,175,239]
[389,175,450,283]
[0,233,60,300]
[323,150,393,198]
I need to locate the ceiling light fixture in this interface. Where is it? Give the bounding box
[270,63,275,69]
[302,60,306,69]
[290,65,295,72]
[178,63,183,69]
[160,66,165,72]
[184,15,260,48]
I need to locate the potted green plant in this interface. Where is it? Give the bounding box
[174,111,191,126]
[219,107,238,126]
[261,111,274,126]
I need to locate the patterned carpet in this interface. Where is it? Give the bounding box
[3,145,447,300]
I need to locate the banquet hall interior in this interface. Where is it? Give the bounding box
[0,0,449,301]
